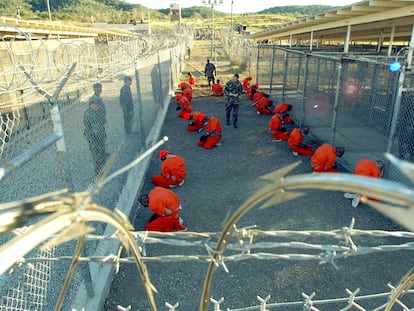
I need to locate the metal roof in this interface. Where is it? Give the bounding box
[0,17,138,40]
[250,0,414,47]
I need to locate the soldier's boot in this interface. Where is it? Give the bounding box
[226,119,230,126]
[233,117,238,128]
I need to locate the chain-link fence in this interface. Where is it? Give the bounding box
[0,24,193,310]
[230,40,414,185]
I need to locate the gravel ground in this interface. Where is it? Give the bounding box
[104,41,414,311]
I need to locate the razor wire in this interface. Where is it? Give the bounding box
[7,224,414,267]
[0,26,193,162]
[1,150,414,310]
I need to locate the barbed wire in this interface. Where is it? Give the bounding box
[6,223,414,269]
[0,28,190,111]
[1,153,414,310]
[111,287,414,311]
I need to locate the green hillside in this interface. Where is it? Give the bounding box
[1,0,336,30]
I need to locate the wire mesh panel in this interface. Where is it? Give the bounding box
[302,56,338,132]
[255,46,273,90]
[267,48,290,101]
[388,72,414,183]
[258,44,414,177]
[0,25,192,311]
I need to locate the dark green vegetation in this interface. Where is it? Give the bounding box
[1,0,336,27]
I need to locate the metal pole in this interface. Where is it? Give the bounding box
[230,0,234,32]
[211,1,214,59]
[229,0,234,61]
[330,59,343,144]
[134,59,147,150]
[46,0,52,22]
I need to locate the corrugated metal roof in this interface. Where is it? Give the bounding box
[0,17,138,40]
[250,0,414,46]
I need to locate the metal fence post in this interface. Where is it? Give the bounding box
[134,59,147,150]
[157,51,164,108]
[330,59,343,144]
[268,47,275,97]
[255,46,260,85]
[282,51,289,102]
[300,54,310,126]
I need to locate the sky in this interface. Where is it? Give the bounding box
[127,0,360,14]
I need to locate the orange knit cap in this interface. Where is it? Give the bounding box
[159,150,169,160]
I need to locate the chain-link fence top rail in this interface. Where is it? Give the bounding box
[0,23,193,311]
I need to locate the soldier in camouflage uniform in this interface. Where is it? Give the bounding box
[224,73,243,128]
[119,76,134,134]
[204,59,216,87]
[84,83,107,175]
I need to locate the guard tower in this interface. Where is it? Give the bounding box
[170,1,181,23]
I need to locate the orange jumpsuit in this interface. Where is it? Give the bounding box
[187,111,206,132]
[353,158,382,203]
[211,82,224,96]
[354,159,381,177]
[246,84,258,99]
[151,155,187,188]
[198,116,222,149]
[273,102,294,124]
[252,91,266,102]
[268,115,290,141]
[242,77,252,91]
[288,128,313,156]
[145,187,186,232]
[311,144,338,173]
[176,95,192,118]
[253,97,272,115]
[188,75,195,88]
[179,82,193,102]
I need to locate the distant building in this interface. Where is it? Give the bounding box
[170,1,181,23]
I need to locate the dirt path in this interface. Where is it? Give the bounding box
[182,40,236,96]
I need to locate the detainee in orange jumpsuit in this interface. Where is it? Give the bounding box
[151,150,187,188]
[175,94,192,118]
[268,114,290,142]
[273,102,295,124]
[246,83,259,99]
[252,90,267,102]
[344,158,384,207]
[187,72,195,88]
[242,75,253,91]
[179,82,193,102]
[139,187,187,232]
[288,126,313,156]
[311,144,345,173]
[197,116,222,149]
[183,111,207,132]
[253,96,273,115]
[211,79,224,96]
